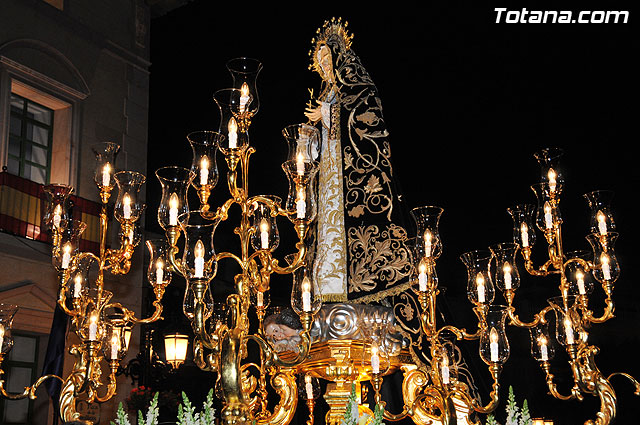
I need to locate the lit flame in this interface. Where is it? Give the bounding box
[241,82,250,98]
[194,239,205,259]
[259,218,269,233]
[489,327,499,344]
[228,117,238,135]
[169,192,179,210]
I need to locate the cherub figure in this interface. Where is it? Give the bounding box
[263,308,303,353]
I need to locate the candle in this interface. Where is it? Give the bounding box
[88,313,98,341]
[53,204,62,229]
[476,273,486,303]
[111,333,120,360]
[259,219,269,249]
[596,210,607,235]
[169,193,179,226]
[601,254,611,280]
[576,270,586,295]
[564,317,575,345]
[240,82,250,113]
[424,230,432,258]
[102,163,111,187]
[0,324,5,351]
[503,263,512,290]
[257,291,264,307]
[305,375,314,400]
[156,259,164,285]
[539,336,549,361]
[228,117,238,149]
[302,277,311,312]
[418,263,427,292]
[489,327,499,362]
[296,188,306,219]
[73,274,83,298]
[520,222,529,247]
[200,156,209,186]
[61,243,72,269]
[194,240,205,278]
[544,202,553,229]
[441,355,450,384]
[548,168,557,193]
[123,193,132,220]
[296,152,305,176]
[371,345,380,374]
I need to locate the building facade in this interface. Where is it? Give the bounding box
[0,0,151,423]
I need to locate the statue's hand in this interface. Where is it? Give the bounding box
[304,100,323,124]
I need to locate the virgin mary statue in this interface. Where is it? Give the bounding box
[304,17,414,305]
[303,20,482,400]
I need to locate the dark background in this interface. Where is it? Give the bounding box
[146,2,639,424]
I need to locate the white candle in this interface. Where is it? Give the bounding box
[110,334,120,360]
[200,156,209,186]
[520,222,529,247]
[601,255,611,280]
[240,82,250,113]
[503,263,512,290]
[296,188,306,219]
[102,163,111,187]
[371,345,380,374]
[228,118,238,149]
[418,268,428,292]
[156,259,164,285]
[302,277,311,312]
[73,274,83,298]
[61,243,72,269]
[548,168,557,193]
[540,338,549,361]
[123,193,132,220]
[296,152,305,176]
[305,375,314,400]
[169,193,179,226]
[256,291,264,307]
[194,240,205,278]
[476,274,486,303]
[53,204,62,229]
[88,313,98,341]
[441,356,450,384]
[564,318,574,345]
[544,202,553,229]
[489,327,499,362]
[0,324,5,350]
[424,231,432,258]
[597,211,607,235]
[259,219,269,249]
[576,271,586,295]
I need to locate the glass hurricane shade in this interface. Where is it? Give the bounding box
[282,123,321,165]
[156,166,193,230]
[52,220,86,271]
[584,190,616,235]
[250,196,281,252]
[460,250,495,305]
[226,57,262,116]
[42,184,74,231]
[479,306,510,365]
[214,88,251,153]
[0,303,18,355]
[507,204,537,248]
[146,239,172,288]
[188,131,223,190]
[489,242,520,291]
[410,206,444,261]
[92,142,120,190]
[113,171,146,224]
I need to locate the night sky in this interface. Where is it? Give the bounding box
[148,2,639,424]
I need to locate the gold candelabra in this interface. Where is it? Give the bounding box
[0,142,169,424]
[157,57,323,425]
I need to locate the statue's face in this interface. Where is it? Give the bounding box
[317,45,333,82]
[265,323,287,341]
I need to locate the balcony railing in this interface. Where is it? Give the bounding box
[0,171,100,254]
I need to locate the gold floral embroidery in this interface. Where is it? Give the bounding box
[347,224,412,294]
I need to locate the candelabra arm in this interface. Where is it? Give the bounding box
[0,359,63,400]
[463,364,501,414]
[540,361,581,401]
[607,372,640,396]
[521,247,555,277]
[505,291,553,328]
[270,242,307,275]
[582,294,615,324]
[93,363,118,403]
[254,368,298,425]
[193,338,219,372]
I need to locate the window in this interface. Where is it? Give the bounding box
[7,94,54,184]
[0,334,39,424]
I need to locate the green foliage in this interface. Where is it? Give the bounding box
[340,383,385,425]
[177,388,217,425]
[485,386,532,425]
